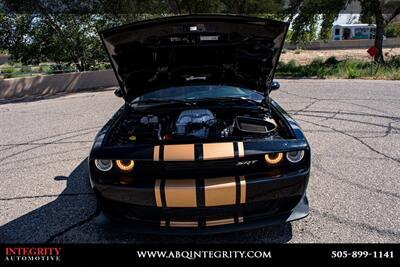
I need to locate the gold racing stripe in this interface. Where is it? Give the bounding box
[163,144,195,161]
[154,142,246,161]
[203,142,234,160]
[161,217,244,228]
[240,176,246,204]
[237,142,244,158]
[204,177,236,206]
[169,220,199,227]
[154,179,162,207]
[153,145,160,161]
[164,179,197,207]
[206,217,235,227]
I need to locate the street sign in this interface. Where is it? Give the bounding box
[367,46,378,57]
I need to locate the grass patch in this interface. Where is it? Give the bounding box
[276,56,400,80]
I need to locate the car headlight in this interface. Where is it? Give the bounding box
[94,159,113,171]
[286,150,305,163]
[264,153,284,165]
[115,160,135,171]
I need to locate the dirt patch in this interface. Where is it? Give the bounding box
[280,48,400,65]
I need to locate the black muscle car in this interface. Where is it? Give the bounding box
[90,15,311,234]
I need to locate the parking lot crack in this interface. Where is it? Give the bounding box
[292,100,320,115]
[45,210,99,243]
[320,109,340,122]
[311,208,400,238]
[298,118,400,164]
[0,192,94,201]
[359,121,396,139]
[313,163,400,200]
[279,90,321,101]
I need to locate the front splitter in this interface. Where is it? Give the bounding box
[95,195,309,235]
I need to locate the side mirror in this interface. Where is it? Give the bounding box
[114,88,124,98]
[271,81,280,91]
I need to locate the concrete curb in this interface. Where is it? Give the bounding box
[0,69,118,100]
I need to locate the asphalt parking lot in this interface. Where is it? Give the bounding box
[0,79,399,243]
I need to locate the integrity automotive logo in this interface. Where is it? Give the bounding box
[3,247,62,263]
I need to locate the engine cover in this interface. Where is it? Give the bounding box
[175,109,215,138]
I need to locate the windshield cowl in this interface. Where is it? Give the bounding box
[129,85,264,108]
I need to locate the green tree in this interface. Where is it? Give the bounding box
[385,22,400,37]
[0,0,286,70]
[0,0,114,70]
[287,0,400,63]
[359,0,400,62]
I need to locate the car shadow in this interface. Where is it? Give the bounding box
[0,159,293,243]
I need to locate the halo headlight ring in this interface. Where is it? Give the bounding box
[264,153,284,165]
[115,160,135,172]
[286,150,305,164]
[94,159,113,172]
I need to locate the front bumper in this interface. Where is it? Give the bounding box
[91,168,310,234]
[96,195,309,235]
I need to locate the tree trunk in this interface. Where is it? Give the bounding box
[75,62,84,72]
[374,5,385,63]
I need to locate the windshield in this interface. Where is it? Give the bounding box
[131,85,263,104]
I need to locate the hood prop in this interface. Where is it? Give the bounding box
[261,71,274,115]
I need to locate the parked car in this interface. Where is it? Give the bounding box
[89,15,311,234]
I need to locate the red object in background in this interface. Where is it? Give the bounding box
[367,46,378,57]
[163,133,173,140]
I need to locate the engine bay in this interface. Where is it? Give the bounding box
[106,106,289,145]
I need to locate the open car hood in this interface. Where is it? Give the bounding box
[100,15,288,102]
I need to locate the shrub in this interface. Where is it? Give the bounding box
[89,62,111,71]
[388,55,400,68]
[38,65,51,73]
[20,66,32,73]
[277,60,299,75]
[1,67,15,74]
[325,56,339,65]
[47,64,76,74]
[310,57,324,66]
[341,60,371,79]
[277,58,399,80]
[3,73,16,79]
[286,59,297,69]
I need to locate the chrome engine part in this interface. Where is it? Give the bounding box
[175,109,215,138]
